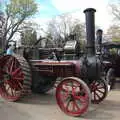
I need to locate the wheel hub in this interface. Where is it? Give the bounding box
[91,85,97,91]
[68,94,74,101]
[4,73,12,80]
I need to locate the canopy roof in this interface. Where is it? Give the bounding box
[102,41,120,48]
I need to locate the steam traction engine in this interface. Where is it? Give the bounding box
[0,8,108,117]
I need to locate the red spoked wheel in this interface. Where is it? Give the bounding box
[56,77,91,117]
[0,55,31,101]
[90,79,108,104]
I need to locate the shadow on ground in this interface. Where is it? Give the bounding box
[17,90,56,105]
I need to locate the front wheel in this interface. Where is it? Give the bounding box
[90,79,108,104]
[56,77,91,117]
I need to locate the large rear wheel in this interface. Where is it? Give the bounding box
[0,55,32,101]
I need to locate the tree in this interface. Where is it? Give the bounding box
[71,21,85,40]
[3,0,37,47]
[107,25,120,42]
[47,14,85,47]
[21,29,37,46]
[109,2,120,23]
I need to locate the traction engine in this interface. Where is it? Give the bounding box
[0,8,108,117]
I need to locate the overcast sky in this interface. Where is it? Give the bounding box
[34,0,119,33]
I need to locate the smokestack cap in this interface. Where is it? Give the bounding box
[84,8,96,13]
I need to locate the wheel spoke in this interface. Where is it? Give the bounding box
[72,86,76,95]
[62,87,68,92]
[18,82,23,89]
[74,94,87,104]
[13,58,17,69]
[10,87,14,96]
[60,92,69,101]
[5,80,13,88]
[6,86,10,91]
[13,77,23,81]
[13,80,22,89]
[72,101,76,111]
[95,91,101,99]
[12,68,21,77]
[97,86,104,89]
[10,58,14,73]
[6,57,13,73]
[97,89,104,94]
[66,100,71,111]
[95,82,101,87]
[93,91,97,101]
[73,100,80,111]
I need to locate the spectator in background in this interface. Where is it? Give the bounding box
[6,44,15,55]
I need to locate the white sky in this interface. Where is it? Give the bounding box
[33,0,117,35]
[51,0,114,32]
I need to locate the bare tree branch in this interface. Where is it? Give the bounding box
[3,0,37,47]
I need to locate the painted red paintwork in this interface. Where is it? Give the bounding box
[30,60,81,77]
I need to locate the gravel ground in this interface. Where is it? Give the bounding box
[0,87,120,120]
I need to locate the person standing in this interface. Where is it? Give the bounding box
[6,44,15,55]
